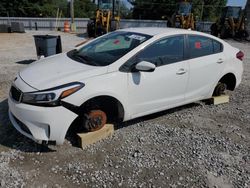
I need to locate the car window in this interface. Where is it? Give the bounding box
[137,36,184,67]
[124,35,184,69]
[213,40,223,53]
[189,35,213,58]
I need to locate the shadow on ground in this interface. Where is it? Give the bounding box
[0,99,55,152]
[119,102,202,129]
[66,102,203,147]
[1,96,202,150]
[15,59,36,65]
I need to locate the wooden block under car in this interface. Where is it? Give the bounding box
[210,95,229,105]
[77,124,114,149]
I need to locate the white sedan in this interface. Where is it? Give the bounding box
[8,28,244,145]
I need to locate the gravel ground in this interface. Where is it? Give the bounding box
[0,31,249,188]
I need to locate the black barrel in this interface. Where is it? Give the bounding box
[33,35,62,57]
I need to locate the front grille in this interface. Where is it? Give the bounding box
[10,86,22,102]
[12,114,32,136]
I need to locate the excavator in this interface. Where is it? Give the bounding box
[210,6,249,39]
[87,0,121,37]
[167,0,195,30]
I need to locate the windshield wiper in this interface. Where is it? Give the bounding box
[72,54,87,63]
[71,53,93,65]
[75,54,99,66]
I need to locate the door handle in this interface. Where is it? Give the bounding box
[217,59,224,64]
[176,68,187,75]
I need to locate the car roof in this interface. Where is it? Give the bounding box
[118,27,216,39]
[118,27,226,45]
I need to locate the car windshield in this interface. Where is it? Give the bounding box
[67,31,152,66]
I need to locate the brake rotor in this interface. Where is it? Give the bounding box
[84,110,107,132]
[214,82,227,96]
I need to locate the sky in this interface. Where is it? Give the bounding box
[226,0,247,7]
[124,0,248,8]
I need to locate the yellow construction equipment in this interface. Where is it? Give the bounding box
[87,0,120,37]
[211,6,249,39]
[167,0,195,30]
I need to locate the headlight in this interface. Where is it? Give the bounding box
[21,82,84,106]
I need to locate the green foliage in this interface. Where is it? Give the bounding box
[192,0,227,21]
[38,0,69,17]
[0,0,29,17]
[0,0,96,18]
[0,0,227,20]
[132,0,176,19]
[74,0,96,18]
[132,0,227,21]
[245,0,250,32]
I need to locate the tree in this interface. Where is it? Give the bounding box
[38,0,69,17]
[132,0,176,19]
[192,0,227,21]
[0,0,30,17]
[73,0,96,18]
[246,0,250,38]
[0,0,96,18]
[131,0,226,21]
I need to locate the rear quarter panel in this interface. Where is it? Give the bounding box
[208,43,243,97]
[221,43,243,87]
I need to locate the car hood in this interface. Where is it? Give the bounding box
[19,53,108,90]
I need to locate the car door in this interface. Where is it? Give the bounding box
[185,35,225,101]
[123,35,189,118]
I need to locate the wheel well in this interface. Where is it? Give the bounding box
[219,73,236,91]
[80,96,124,122]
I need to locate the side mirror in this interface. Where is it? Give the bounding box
[135,61,156,72]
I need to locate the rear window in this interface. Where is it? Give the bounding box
[189,36,213,58]
[213,40,223,53]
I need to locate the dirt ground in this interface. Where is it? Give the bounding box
[0,31,249,188]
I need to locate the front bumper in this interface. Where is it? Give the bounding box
[8,97,78,145]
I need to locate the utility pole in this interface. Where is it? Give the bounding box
[112,0,115,18]
[70,0,74,23]
[200,0,204,21]
[70,0,76,32]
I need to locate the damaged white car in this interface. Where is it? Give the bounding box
[8,28,244,144]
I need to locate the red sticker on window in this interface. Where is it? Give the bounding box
[195,42,201,49]
[113,40,120,44]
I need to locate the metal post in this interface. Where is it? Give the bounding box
[49,20,53,31]
[29,20,32,30]
[7,12,10,25]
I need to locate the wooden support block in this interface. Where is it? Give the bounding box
[210,95,229,105]
[77,124,114,149]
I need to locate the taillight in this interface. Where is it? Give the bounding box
[236,51,244,61]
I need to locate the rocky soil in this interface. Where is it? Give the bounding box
[0,31,249,188]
